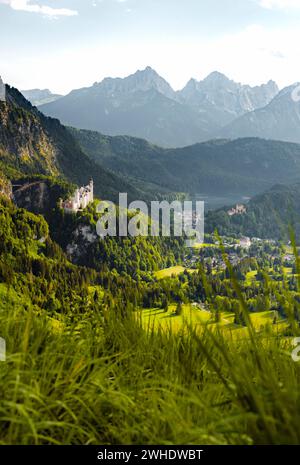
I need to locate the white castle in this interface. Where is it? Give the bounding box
[61,179,94,213]
[0,76,6,102]
[227,204,246,217]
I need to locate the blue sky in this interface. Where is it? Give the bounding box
[0,0,300,94]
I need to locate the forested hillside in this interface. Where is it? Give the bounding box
[0,85,147,202]
[0,195,183,317]
[206,183,300,240]
[71,128,300,196]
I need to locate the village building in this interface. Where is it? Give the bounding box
[239,236,251,248]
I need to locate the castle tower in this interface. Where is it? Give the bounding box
[0,76,6,102]
[89,178,94,203]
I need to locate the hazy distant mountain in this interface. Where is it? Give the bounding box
[39,68,279,147]
[177,72,278,127]
[21,89,62,106]
[220,83,300,143]
[97,66,177,100]
[40,67,214,147]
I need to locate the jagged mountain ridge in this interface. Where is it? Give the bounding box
[220,83,300,143]
[177,71,279,127]
[39,67,279,147]
[94,66,176,100]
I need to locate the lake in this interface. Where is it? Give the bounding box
[193,193,252,211]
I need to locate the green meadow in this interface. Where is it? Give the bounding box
[1,281,299,445]
[137,304,287,336]
[154,266,197,280]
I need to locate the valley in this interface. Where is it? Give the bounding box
[2,0,300,452]
[70,127,300,199]
[194,193,251,210]
[1,73,300,447]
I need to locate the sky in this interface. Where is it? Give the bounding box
[0,0,300,94]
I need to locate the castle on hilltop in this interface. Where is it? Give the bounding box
[61,179,94,213]
[227,204,246,217]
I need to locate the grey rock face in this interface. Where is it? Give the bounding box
[220,83,300,144]
[177,72,279,127]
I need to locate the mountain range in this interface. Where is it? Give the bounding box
[39,67,280,147]
[70,128,300,197]
[177,71,278,128]
[220,83,300,144]
[3,78,300,211]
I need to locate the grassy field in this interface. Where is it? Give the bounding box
[193,243,217,249]
[242,267,294,286]
[137,304,284,335]
[1,283,299,445]
[137,304,212,332]
[154,266,197,280]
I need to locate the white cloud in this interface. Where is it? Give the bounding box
[0,0,78,17]
[258,0,300,9]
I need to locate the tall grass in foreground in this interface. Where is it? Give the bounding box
[0,288,300,446]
